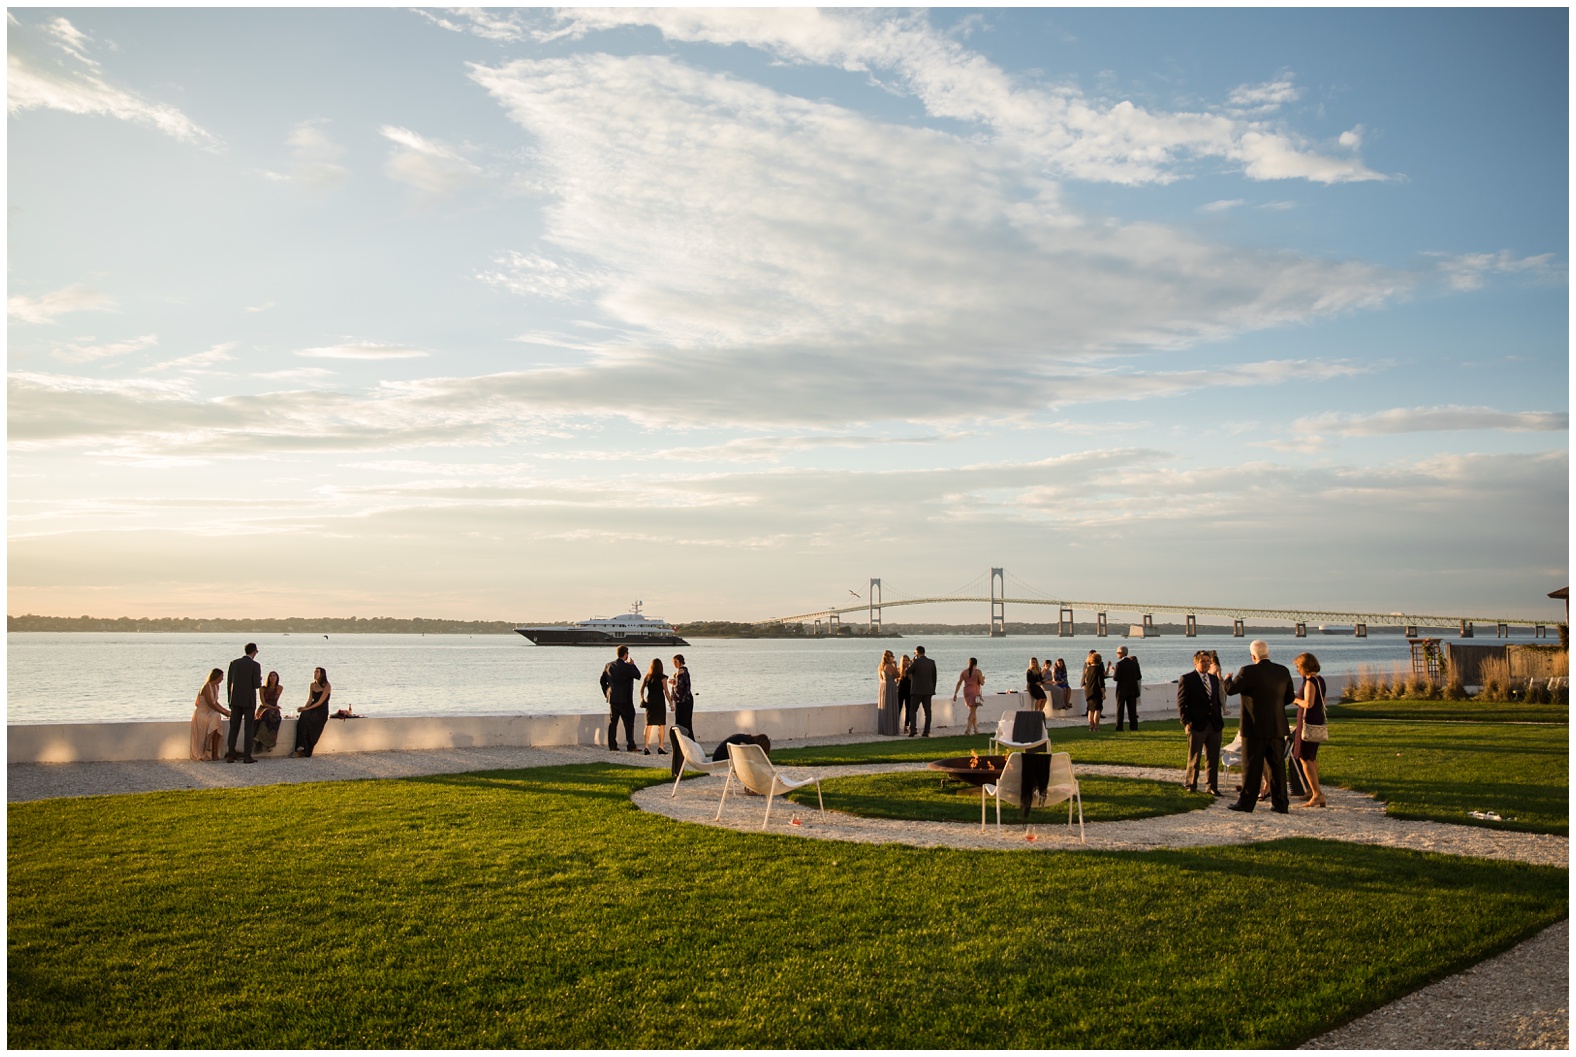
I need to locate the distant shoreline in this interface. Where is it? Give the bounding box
[7,613,1440,637]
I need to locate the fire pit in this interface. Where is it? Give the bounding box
[927,754,1007,788]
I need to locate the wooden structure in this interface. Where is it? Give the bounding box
[1409,638,1443,680]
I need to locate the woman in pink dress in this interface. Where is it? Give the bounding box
[189,668,229,761]
[952,658,985,734]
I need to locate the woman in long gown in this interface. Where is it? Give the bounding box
[254,671,284,754]
[290,667,331,758]
[190,668,229,761]
[876,650,901,736]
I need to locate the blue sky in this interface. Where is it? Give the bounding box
[7,7,1569,623]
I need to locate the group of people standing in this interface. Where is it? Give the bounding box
[875,646,940,737]
[1021,648,1143,732]
[1176,641,1327,811]
[190,642,333,762]
[600,646,695,753]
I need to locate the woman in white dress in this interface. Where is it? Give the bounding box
[189,668,229,761]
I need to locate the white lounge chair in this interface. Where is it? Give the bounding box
[1220,732,1244,788]
[982,750,1084,841]
[990,709,1049,755]
[669,727,732,798]
[716,742,825,829]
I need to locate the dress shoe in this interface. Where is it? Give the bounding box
[1208,789,1222,797]
[1272,806,1289,814]
[656,748,667,756]
[642,748,652,755]
[242,756,256,764]
[1227,802,1253,813]
[607,744,619,752]
[224,753,238,763]
[627,745,639,752]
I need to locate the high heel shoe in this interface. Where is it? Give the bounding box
[1308,793,1327,807]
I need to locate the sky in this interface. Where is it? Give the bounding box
[6,7,1570,625]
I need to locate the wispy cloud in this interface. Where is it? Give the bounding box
[7,17,217,147]
[141,342,238,373]
[1294,405,1569,437]
[296,341,428,360]
[284,119,349,189]
[379,125,481,197]
[50,333,157,364]
[1198,199,1244,213]
[1432,250,1560,291]
[245,301,276,314]
[9,283,116,325]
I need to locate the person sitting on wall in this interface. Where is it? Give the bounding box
[711,733,771,762]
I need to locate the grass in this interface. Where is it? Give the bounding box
[1325,698,1569,724]
[784,769,1210,824]
[8,764,1567,1048]
[775,718,1569,834]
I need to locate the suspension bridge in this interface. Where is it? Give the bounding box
[758,569,1561,640]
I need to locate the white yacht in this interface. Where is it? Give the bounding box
[514,602,688,647]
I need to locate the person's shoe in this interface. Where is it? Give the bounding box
[1184,785,1197,793]
[1208,789,1222,797]
[224,753,238,763]
[643,748,652,755]
[242,756,256,764]
[922,732,930,737]
[1272,806,1290,814]
[907,731,917,738]
[607,743,619,752]
[656,748,667,756]
[627,745,639,752]
[1227,802,1253,813]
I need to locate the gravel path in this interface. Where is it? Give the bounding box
[1301,919,1568,1050]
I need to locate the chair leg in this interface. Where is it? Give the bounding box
[815,779,824,815]
[995,796,1001,835]
[714,770,732,821]
[762,789,774,830]
[1076,786,1085,843]
[671,767,685,798]
[981,787,987,832]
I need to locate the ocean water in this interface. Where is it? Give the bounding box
[4,631,1432,725]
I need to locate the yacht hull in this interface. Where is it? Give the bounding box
[515,628,689,647]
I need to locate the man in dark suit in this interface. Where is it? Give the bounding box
[906,645,938,737]
[1223,640,1294,813]
[600,645,642,752]
[1112,646,1143,731]
[225,642,262,764]
[1176,650,1225,795]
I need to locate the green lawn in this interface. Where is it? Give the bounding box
[1326,699,1569,724]
[776,718,1569,834]
[785,769,1210,824]
[8,765,1567,1048]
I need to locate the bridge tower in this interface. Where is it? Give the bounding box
[869,578,882,635]
[989,568,1006,637]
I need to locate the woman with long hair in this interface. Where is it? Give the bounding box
[1082,651,1106,731]
[190,667,230,761]
[1050,659,1071,712]
[641,657,668,755]
[254,671,284,754]
[1292,652,1328,807]
[1025,657,1047,712]
[669,654,694,735]
[876,650,901,736]
[897,654,914,736]
[291,667,331,758]
[953,658,985,735]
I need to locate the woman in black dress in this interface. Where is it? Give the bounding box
[1292,652,1328,807]
[1025,658,1047,712]
[291,667,331,758]
[670,654,694,735]
[641,658,668,756]
[254,671,284,754]
[1081,651,1106,731]
[897,654,913,736]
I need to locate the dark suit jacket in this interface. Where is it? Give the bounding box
[909,655,938,698]
[1176,670,1225,731]
[227,655,262,711]
[1113,656,1143,695]
[601,659,641,709]
[1223,659,1294,745]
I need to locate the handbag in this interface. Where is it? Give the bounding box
[1301,676,1329,742]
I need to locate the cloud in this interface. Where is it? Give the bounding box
[414,8,530,42]
[141,342,238,373]
[1294,406,1569,437]
[7,20,216,147]
[1198,199,1244,213]
[245,301,276,314]
[296,341,428,360]
[478,252,610,302]
[50,333,157,364]
[540,9,1385,186]
[379,125,481,197]
[1432,250,1560,292]
[284,120,349,189]
[9,283,116,325]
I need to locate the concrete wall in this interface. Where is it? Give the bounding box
[8,677,1349,764]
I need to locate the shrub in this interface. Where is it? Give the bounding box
[1477,657,1511,702]
[1347,665,1376,702]
[1442,663,1468,700]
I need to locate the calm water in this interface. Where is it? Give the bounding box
[4,631,1435,725]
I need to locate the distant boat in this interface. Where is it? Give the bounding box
[515,601,688,647]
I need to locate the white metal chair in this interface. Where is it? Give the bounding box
[990,709,1049,755]
[669,727,732,797]
[982,751,1084,841]
[716,742,824,829]
[1220,732,1244,789]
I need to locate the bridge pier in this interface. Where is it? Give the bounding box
[1355,623,1367,638]
[1295,621,1307,638]
[1496,622,1508,639]
[1143,614,1154,636]
[1096,612,1107,637]
[1058,607,1074,637]
[1232,619,1245,638]
[1460,620,1473,638]
[1405,624,1418,637]
[869,578,882,635]
[1185,614,1197,637]
[989,568,1006,637]
[1537,624,1548,639]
